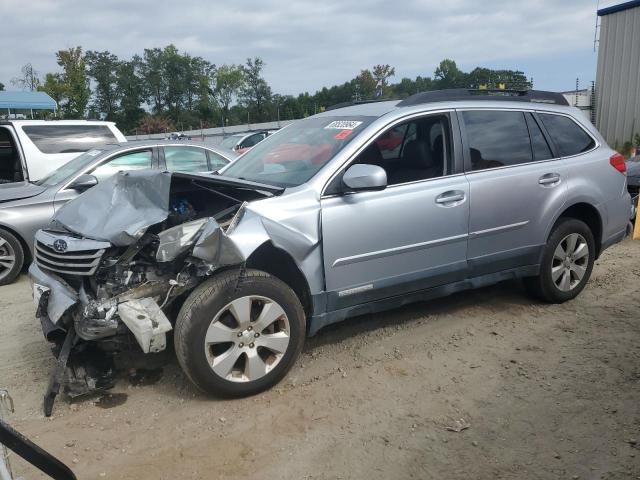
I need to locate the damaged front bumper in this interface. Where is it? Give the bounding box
[29,263,174,416]
[30,263,173,353]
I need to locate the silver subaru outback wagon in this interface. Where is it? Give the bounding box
[28,89,631,415]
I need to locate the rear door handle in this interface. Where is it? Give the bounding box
[435,190,466,206]
[538,173,561,187]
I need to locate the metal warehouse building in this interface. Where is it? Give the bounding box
[595,0,640,148]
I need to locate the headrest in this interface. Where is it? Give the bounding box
[403,139,433,168]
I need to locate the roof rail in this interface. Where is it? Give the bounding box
[396,88,569,107]
[325,99,392,111]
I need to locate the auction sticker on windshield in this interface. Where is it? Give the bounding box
[324,120,363,130]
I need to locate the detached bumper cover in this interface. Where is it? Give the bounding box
[28,264,78,325]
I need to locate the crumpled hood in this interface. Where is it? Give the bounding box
[51,170,172,246]
[0,181,46,203]
[49,170,282,247]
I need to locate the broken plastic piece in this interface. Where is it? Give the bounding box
[118,298,172,354]
[29,263,78,324]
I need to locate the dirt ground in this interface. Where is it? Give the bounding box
[1,239,639,480]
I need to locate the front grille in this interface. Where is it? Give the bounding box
[35,241,105,276]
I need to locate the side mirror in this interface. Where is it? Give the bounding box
[342,164,387,192]
[68,174,98,191]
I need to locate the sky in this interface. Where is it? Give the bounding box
[0,0,621,96]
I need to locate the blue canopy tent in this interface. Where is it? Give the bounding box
[0,91,57,118]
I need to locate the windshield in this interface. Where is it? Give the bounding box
[36,149,104,186]
[220,116,375,187]
[220,136,241,149]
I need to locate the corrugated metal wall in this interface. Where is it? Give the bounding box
[595,5,640,147]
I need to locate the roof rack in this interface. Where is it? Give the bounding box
[396,88,569,107]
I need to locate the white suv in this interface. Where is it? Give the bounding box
[0,120,126,183]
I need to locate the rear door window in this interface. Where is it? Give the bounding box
[208,151,229,170]
[525,113,554,161]
[90,149,152,182]
[462,110,532,171]
[164,146,209,172]
[21,125,117,154]
[538,114,595,156]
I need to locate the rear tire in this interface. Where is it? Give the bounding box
[174,269,306,397]
[0,229,24,286]
[525,218,595,303]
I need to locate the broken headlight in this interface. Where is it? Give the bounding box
[155,218,208,262]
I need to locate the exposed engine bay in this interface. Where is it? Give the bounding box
[29,171,284,416]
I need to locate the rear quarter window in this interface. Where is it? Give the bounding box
[538,114,595,157]
[21,125,117,154]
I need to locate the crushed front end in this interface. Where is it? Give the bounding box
[29,170,279,416]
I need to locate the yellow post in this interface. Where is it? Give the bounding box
[634,203,640,240]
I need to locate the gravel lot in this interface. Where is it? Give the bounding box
[1,239,639,479]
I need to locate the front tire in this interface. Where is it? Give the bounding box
[0,229,24,286]
[174,269,306,397]
[525,218,595,303]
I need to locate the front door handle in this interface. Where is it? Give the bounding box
[435,190,466,206]
[538,173,561,187]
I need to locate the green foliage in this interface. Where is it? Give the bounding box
[115,57,146,132]
[0,82,4,91]
[40,47,90,118]
[434,59,466,89]
[239,57,272,123]
[31,47,534,133]
[85,51,120,119]
[215,64,245,124]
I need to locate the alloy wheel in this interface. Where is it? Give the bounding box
[204,295,291,382]
[0,237,16,283]
[551,233,589,292]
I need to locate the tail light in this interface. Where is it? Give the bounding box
[610,153,626,174]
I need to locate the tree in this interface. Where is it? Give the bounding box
[140,47,165,113]
[39,73,65,105]
[354,69,377,100]
[433,59,466,89]
[466,67,531,90]
[215,64,245,123]
[115,57,146,133]
[239,57,272,122]
[372,64,395,97]
[0,82,4,91]
[85,50,121,120]
[11,63,41,91]
[40,47,90,118]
